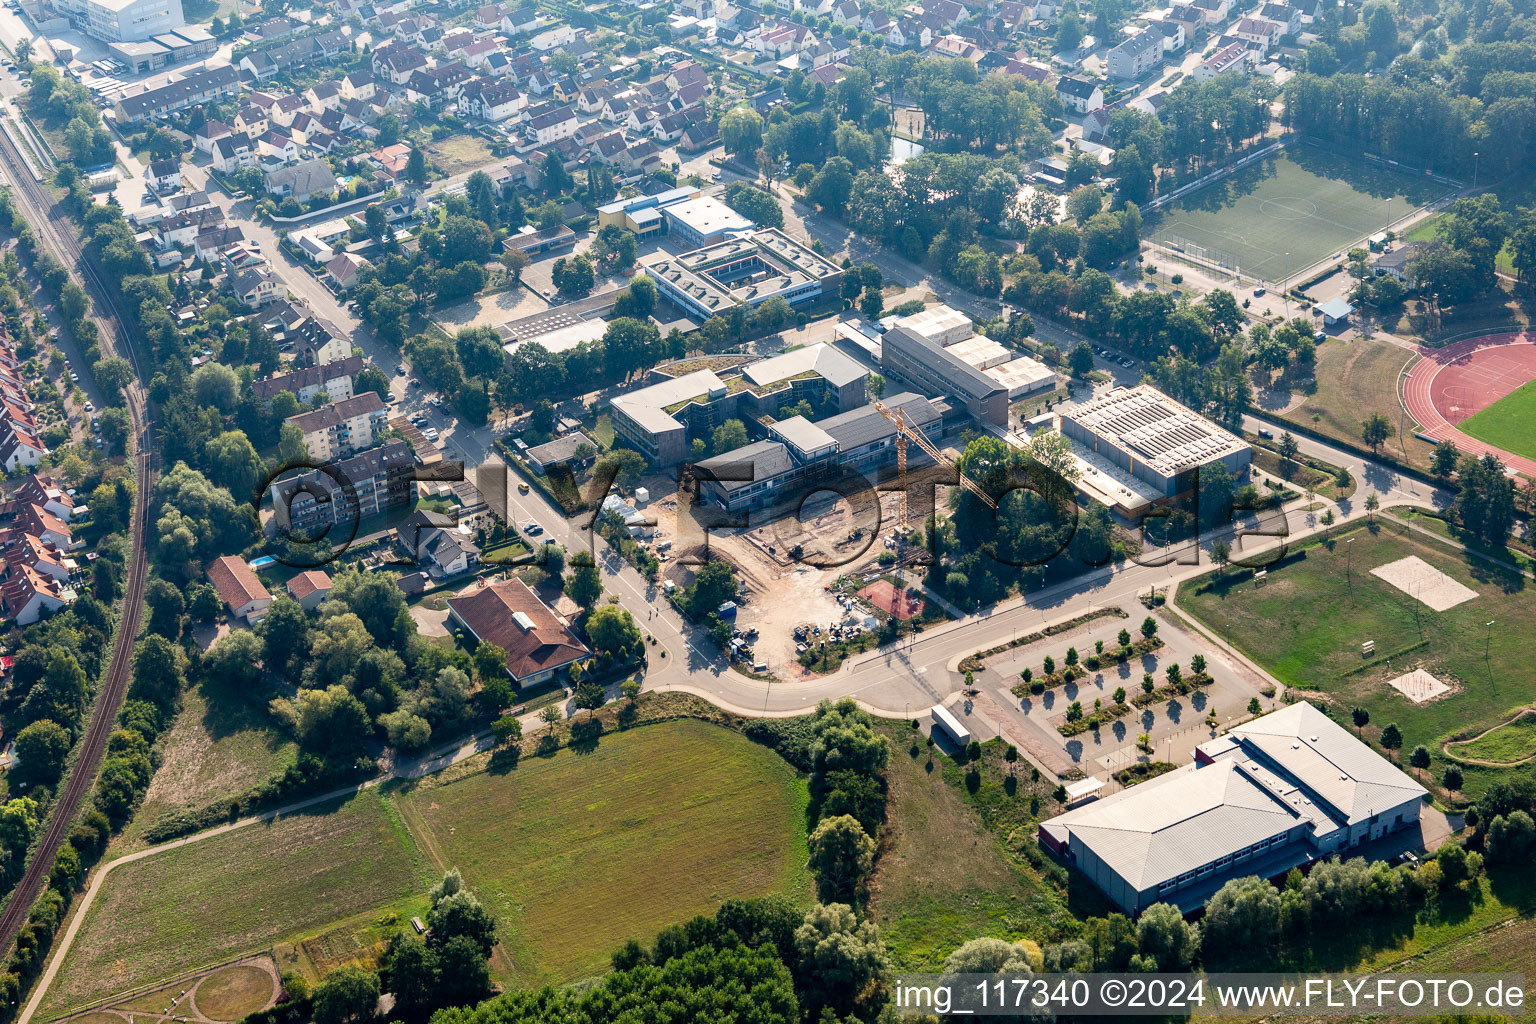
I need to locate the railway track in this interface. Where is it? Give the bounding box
[0,108,155,959]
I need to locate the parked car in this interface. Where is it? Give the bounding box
[421,427,439,441]
[523,521,543,535]
[1257,428,1274,439]
[1253,286,1267,297]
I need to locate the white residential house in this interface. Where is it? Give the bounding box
[146,158,182,193]
[462,79,524,121]
[230,267,281,308]
[1258,1,1302,34]
[1056,74,1103,113]
[1149,18,1186,52]
[525,105,579,145]
[1107,29,1161,79]
[287,391,390,461]
[195,119,234,155]
[1193,41,1254,80]
[212,133,257,173]
[529,24,575,49]
[1233,16,1282,53]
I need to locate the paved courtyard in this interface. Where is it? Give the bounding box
[963,609,1276,787]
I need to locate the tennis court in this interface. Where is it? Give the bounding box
[1153,148,1452,284]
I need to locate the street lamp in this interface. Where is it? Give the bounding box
[1474,151,1480,189]
[1485,620,1496,661]
[1282,252,1290,316]
[1345,537,1355,601]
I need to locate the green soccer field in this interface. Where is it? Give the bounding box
[1458,379,1536,460]
[1154,148,1452,284]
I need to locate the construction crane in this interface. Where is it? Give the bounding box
[871,397,997,537]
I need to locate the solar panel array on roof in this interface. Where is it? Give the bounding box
[1069,386,1246,477]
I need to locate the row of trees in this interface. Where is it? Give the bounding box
[804,700,891,907]
[434,896,889,1024]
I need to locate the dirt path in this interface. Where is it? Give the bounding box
[1442,708,1536,766]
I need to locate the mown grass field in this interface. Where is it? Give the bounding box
[191,966,276,1021]
[1178,520,1535,798]
[42,791,431,1019]
[1156,150,1447,283]
[1277,337,1430,471]
[114,680,299,852]
[395,719,814,986]
[868,721,1079,971]
[1458,378,1536,461]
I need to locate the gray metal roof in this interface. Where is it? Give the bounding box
[610,368,726,434]
[769,416,837,456]
[1225,701,1426,825]
[696,440,795,492]
[883,326,1006,402]
[744,342,866,390]
[1043,703,1426,893]
[819,391,936,450]
[1050,762,1304,891]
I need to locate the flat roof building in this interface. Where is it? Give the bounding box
[661,195,755,247]
[641,229,844,322]
[891,305,975,347]
[1059,385,1250,498]
[608,343,867,467]
[597,186,700,238]
[1040,703,1426,913]
[696,392,942,513]
[880,324,1010,427]
[56,0,184,43]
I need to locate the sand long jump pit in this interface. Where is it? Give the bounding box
[1387,668,1452,704]
[1370,555,1479,611]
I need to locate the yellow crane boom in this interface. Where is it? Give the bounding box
[871,398,997,535]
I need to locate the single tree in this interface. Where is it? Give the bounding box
[1365,492,1380,519]
[1361,412,1391,453]
[406,147,428,184]
[1409,744,1431,779]
[1442,764,1464,794]
[1380,721,1403,758]
[1211,538,1232,573]
[492,715,522,749]
[1248,697,1262,715]
[1351,706,1369,736]
[564,553,603,609]
[806,814,875,904]
[312,967,379,1024]
[1431,440,1460,479]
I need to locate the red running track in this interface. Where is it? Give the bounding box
[1402,332,1536,477]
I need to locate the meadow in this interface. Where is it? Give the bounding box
[394,719,814,986]
[43,791,430,1019]
[1178,519,1534,797]
[1277,336,1431,471]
